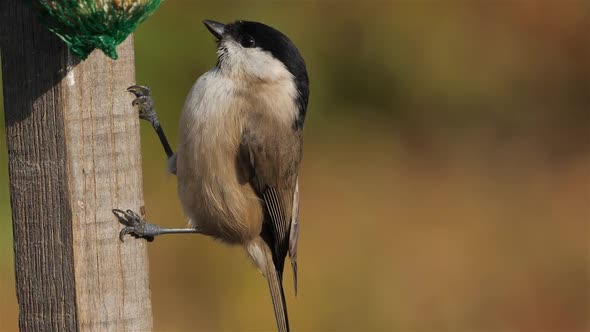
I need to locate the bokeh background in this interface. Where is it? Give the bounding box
[1,1,589,331]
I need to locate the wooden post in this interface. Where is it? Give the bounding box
[0,0,153,330]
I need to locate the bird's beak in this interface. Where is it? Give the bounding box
[203,20,225,40]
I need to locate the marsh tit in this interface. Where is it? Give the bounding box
[113,19,309,332]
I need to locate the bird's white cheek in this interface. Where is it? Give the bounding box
[243,49,291,82]
[221,42,291,82]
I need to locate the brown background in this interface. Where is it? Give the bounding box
[1,1,589,331]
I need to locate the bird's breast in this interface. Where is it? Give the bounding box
[175,69,300,244]
[175,72,262,243]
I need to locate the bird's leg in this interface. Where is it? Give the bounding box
[112,209,201,242]
[127,85,174,160]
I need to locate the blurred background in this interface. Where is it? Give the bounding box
[1,1,589,331]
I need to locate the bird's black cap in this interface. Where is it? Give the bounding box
[226,20,310,129]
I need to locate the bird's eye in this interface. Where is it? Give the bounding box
[240,35,255,48]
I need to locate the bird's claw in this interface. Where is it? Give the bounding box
[127,85,157,123]
[112,209,155,242]
[127,85,150,98]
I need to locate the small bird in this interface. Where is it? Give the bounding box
[113,19,309,332]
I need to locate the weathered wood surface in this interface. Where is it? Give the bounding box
[0,0,153,330]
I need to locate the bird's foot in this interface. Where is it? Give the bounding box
[127,85,158,125]
[127,85,175,159]
[112,209,157,242]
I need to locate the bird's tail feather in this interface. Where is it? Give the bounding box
[248,238,290,332]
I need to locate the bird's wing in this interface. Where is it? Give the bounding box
[289,178,300,295]
[239,125,301,332]
[239,126,301,279]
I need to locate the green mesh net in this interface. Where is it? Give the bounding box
[30,0,162,60]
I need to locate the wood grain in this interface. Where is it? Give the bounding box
[1,0,153,330]
[64,37,153,331]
